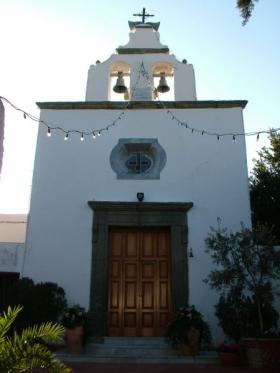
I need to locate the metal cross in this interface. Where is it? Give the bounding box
[133,8,154,23]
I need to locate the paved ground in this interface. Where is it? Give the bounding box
[64,362,271,373]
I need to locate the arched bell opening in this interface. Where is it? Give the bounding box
[152,62,174,101]
[109,62,131,101]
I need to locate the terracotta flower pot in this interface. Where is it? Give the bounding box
[65,325,84,354]
[181,327,200,356]
[244,338,280,369]
[218,352,240,366]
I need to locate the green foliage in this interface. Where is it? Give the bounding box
[3,278,67,331]
[236,0,259,25]
[205,224,280,338]
[0,306,72,373]
[250,132,280,242]
[166,305,211,348]
[61,305,88,329]
[215,289,279,342]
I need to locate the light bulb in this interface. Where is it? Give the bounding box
[81,133,84,141]
[47,128,51,137]
[97,131,101,136]
[64,133,69,141]
[92,132,96,139]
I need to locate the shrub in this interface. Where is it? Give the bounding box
[215,289,279,341]
[205,224,280,338]
[4,277,67,331]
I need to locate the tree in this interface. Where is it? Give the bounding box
[250,131,280,242]
[236,0,259,25]
[4,278,67,331]
[0,306,72,373]
[205,224,280,337]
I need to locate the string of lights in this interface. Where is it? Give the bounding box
[139,63,279,141]
[0,63,279,142]
[0,68,142,141]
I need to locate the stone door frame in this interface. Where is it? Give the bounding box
[88,201,193,337]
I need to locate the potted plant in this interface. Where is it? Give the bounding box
[166,305,211,356]
[205,223,280,369]
[217,341,241,366]
[61,304,88,354]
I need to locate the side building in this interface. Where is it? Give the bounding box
[0,214,27,309]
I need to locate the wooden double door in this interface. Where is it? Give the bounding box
[107,228,171,337]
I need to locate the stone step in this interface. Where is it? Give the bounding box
[86,340,175,357]
[88,337,170,346]
[86,337,174,353]
[56,337,218,364]
[86,346,179,358]
[57,351,218,364]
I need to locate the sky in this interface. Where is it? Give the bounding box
[0,0,279,214]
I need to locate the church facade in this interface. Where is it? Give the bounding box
[23,15,251,339]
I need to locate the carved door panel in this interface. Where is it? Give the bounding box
[108,228,171,337]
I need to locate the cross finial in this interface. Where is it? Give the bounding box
[133,8,154,23]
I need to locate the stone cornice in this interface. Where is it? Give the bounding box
[116,47,169,54]
[37,100,248,110]
[88,201,193,212]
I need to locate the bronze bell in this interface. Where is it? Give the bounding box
[157,72,170,93]
[113,72,127,94]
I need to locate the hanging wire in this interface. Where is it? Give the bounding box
[0,62,279,141]
[0,66,143,141]
[139,63,279,140]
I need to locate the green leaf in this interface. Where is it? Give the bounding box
[0,306,72,373]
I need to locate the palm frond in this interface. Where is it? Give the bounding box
[20,322,65,344]
[0,306,72,373]
[0,305,22,341]
[13,343,72,373]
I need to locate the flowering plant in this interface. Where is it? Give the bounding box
[217,341,240,354]
[166,305,211,348]
[263,328,280,338]
[60,305,88,329]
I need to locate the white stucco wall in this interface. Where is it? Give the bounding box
[86,54,196,102]
[85,26,196,102]
[24,106,251,341]
[118,26,168,50]
[0,214,27,274]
